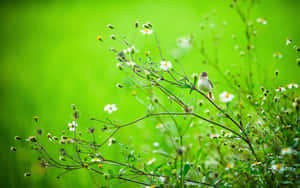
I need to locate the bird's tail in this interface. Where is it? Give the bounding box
[208,92,214,100]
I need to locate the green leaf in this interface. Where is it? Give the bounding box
[183,162,191,177]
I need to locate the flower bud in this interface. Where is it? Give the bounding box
[107,24,114,29]
[246,95,252,100]
[10,146,16,151]
[116,63,123,70]
[97,36,103,41]
[144,51,150,56]
[73,110,79,119]
[198,100,204,107]
[26,136,37,142]
[60,148,66,155]
[135,21,139,28]
[147,22,152,28]
[116,83,123,88]
[274,96,279,102]
[104,173,111,180]
[191,73,198,81]
[24,173,31,177]
[143,24,149,29]
[297,58,300,66]
[171,169,177,175]
[144,70,151,80]
[59,140,66,144]
[14,136,22,140]
[152,96,159,103]
[33,116,39,122]
[275,70,279,76]
[110,35,116,40]
[37,128,42,135]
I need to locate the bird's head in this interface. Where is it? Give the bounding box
[200,72,208,79]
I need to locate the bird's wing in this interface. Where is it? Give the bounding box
[208,80,214,88]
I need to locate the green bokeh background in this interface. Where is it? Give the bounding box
[1,0,300,187]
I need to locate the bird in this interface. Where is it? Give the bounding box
[197,72,214,100]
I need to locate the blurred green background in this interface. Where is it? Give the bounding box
[1,0,300,187]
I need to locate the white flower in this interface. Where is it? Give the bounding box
[156,123,164,128]
[276,87,286,92]
[225,163,233,170]
[160,61,172,71]
[123,46,136,54]
[281,147,292,155]
[257,17,267,24]
[204,109,210,114]
[159,176,165,183]
[177,36,191,48]
[68,121,78,131]
[271,163,284,171]
[219,91,234,103]
[126,61,136,67]
[224,132,233,137]
[286,38,292,45]
[91,158,101,162]
[147,158,156,165]
[104,104,117,114]
[153,142,159,147]
[140,28,153,35]
[287,83,298,89]
[210,134,220,139]
[251,161,261,167]
[273,52,282,59]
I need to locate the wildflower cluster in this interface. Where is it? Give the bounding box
[12,1,299,187]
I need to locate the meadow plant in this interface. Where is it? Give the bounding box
[12,1,299,187]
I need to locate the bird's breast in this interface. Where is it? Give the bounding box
[198,79,211,91]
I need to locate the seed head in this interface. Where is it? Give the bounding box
[24,172,31,177]
[135,21,139,28]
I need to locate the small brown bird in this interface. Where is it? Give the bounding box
[197,72,214,100]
